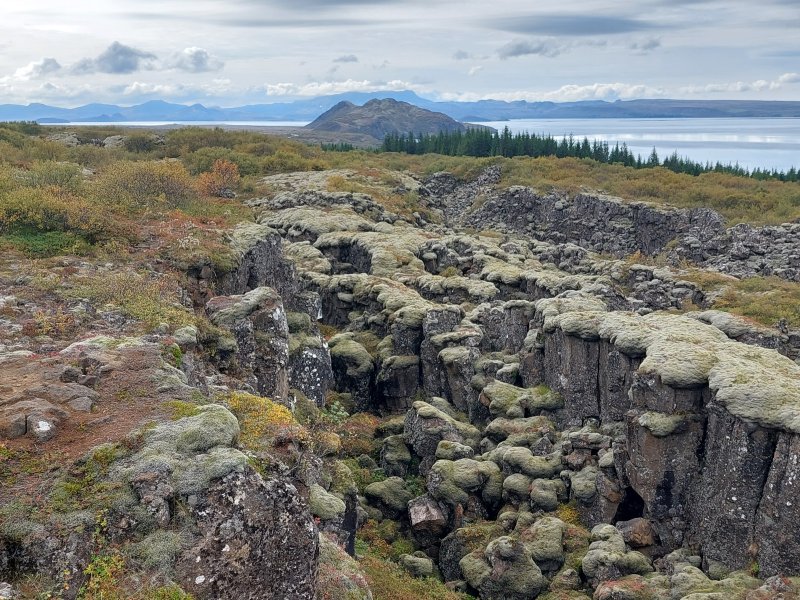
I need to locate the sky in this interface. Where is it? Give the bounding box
[1,0,799,107]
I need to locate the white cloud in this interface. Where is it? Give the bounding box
[468,65,483,76]
[123,81,184,96]
[167,47,224,73]
[263,78,420,97]
[681,73,800,94]
[13,57,61,80]
[439,82,666,102]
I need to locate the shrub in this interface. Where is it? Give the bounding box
[14,160,83,192]
[0,187,121,254]
[123,133,157,153]
[92,160,195,209]
[184,147,260,177]
[197,159,241,197]
[334,413,380,457]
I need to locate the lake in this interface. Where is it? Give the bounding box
[480,118,800,172]
[49,117,799,172]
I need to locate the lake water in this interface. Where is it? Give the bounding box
[480,118,800,172]
[50,117,799,172]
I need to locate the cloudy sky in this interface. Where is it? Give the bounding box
[1,0,799,106]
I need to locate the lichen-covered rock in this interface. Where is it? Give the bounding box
[206,287,290,402]
[174,470,319,599]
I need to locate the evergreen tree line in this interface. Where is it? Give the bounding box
[381,127,799,182]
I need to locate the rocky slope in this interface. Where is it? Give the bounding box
[306,98,471,141]
[3,164,800,599]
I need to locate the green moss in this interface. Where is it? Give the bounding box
[309,484,347,520]
[129,530,189,571]
[286,311,313,333]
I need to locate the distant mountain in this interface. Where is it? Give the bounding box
[306,98,469,139]
[2,93,800,124]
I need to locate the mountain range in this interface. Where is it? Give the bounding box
[3,91,800,123]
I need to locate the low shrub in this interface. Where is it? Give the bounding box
[91,160,195,210]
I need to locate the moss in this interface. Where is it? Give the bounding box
[482,380,563,419]
[637,411,687,437]
[289,332,323,356]
[129,530,189,571]
[309,483,347,520]
[427,458,504,507]
[329,335,374,376]
[364,476,415,512]
[286,311,312,333]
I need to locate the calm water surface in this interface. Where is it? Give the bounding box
[481,118,800,172]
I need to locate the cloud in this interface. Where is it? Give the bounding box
[123,81,184,96]
[629,38,661,53]
[167,47,224,72]
[13,58,61,80]
[439,82,666,102]
[333,54,359,63]
[72,41,156,74]
[453,50,472,60]
[680,73,800,94]
[489,14,662,36]
[263,78,419,97]
[497,39,563,59]
[468,65,483,76]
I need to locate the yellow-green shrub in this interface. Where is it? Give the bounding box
[0,187,115,241]
[14,160,83,192]
[91,160,195,209]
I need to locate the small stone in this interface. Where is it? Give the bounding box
[67,397,94,412]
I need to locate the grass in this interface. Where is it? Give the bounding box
[324,151,800,226]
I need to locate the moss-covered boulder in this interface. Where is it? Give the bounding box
[460,536,547,600]
[364,476,415,520]
[481,380,564,419]
[426,458,504,510]
[581,524,653,587]
[380,434,412,477]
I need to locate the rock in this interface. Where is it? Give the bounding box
[206,287,290,402]
[317,533,373,600]
[380,435,412,477]
[399,552,440,578]
[309,484,347,521]
[175,470,319,599]
[459,536,547,600]
[530,478,567,512]
[376,355,420,412]
[617,518,656,548]
[364,477,415,520]
[329,335,375,412]
[408,495,449,548]
[404,401,480,472]
[581,524,653,587]
[427,458,504,511]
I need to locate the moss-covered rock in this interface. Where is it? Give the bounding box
[426,458,504,508]
[364,476,415,518]
[309,484,347,521]
[460,536,547,600]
